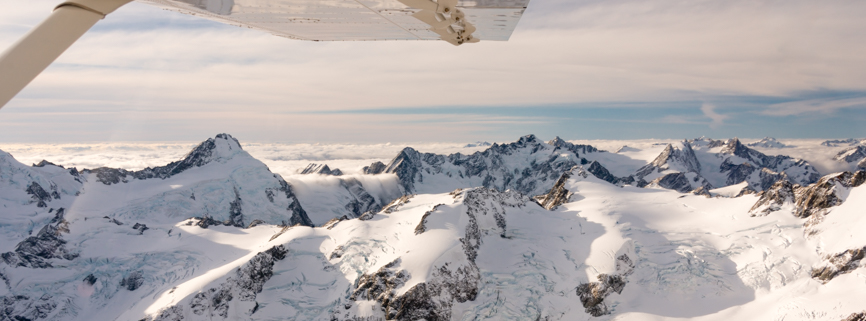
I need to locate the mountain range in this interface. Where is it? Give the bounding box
[1,134,865,321]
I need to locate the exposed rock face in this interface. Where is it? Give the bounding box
[382,195,414,214]
[587,161,634,186]
[120,271,144,291]
[25,182,55,207]
[338,188,525,321]
[535,167,585,210]
[639,138,820,193]
[275,176,313,227]
[83,133,243,185]
[132,223,149,234]
[364,135,602,196]
[636,142,702,179]
[576,253,635,316]
[636,142,711,192]
[415,204,444,235]
[691,186,712,196]
[842,311,866,321]
[83,274,97,286]
[794,171,866,219]
[719,138,820,188]
[749,171,866,219]
[363,161,387,174]
[228,187,244,227]
[649,172,708,193]
[834,146,866,169]
[150,245,288,320]
[0,294,58,321]
[811,247,865,283]
[342,178,381,218]
[749,180,796,216]
[834,146,866,163]
[1,209,76,268]
[298,163,343,176]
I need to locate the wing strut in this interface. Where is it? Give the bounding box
[0,0,131,109]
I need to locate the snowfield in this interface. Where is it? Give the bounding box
[1,134,865,321]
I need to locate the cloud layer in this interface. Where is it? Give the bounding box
[1,0,865,141]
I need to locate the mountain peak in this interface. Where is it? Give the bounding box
[721,137,749,156]
[517,134,540,144]
[747,137,791,149]
[173,134,245,170]
[547,136,567,147]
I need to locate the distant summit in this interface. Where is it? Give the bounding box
[298,163,343,176]
[821,138,863,147]
[747,137,792,149]
[464,141,492,148]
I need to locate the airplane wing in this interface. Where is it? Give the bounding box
[136,0,531,45]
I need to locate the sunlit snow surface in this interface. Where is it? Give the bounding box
[1,137,865,320]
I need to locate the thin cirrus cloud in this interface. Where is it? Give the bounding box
[0,0,865,142]
[762,97,866,116]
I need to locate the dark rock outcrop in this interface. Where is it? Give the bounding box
[534,168,584,210]
[83,274,97,286]
[415,204,444,235]
[749,170,866,219]
[650,173,701,193]
[150,246,288,320]
[274,175,313,227]
[749,180,796,216]
[121,271,144,291]
[587,161,633,186]
[811,247,865,283]
[842,311,866,321]
[576,253,635,316]
[340,189,523,321]
[834,146,866,164]
[1,209,76,268]
[298,163,343,176]
[342,178,381,218]
[720,138,820,188]
[132,223,149,234]
[794,171,866,219]
[363,161,387,175]
[26,182,54,207]
[636,142,701,180]
[0,294,58,321]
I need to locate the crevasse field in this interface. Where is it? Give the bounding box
[1,134,865,320]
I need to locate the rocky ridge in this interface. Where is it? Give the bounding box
[363,135,602,196]
[298,163,343,176]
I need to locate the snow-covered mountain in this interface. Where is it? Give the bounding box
[833,145,866,170]
[362,135,604,196]
[747,137,792,148]
[633,137,820,193]
[821,138,863,147]
[2,134,866,321]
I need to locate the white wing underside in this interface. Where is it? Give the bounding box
[136,0,529,45]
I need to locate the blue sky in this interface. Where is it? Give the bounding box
[1,0,865,143]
